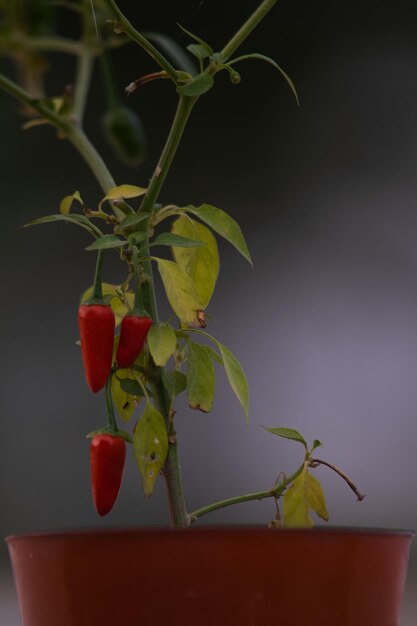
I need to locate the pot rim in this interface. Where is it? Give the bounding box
[5,525,415,544]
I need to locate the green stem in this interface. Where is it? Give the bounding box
[138,94,197,326]
[105,374,118,432]
[66,125,119,199]
[139,95,197,217]
[73,48,95,122]
[102,0,179,83]
[150,377,190,528]
[221,0,279,62]
[73,0,97,123]
[91,249,105,302]
[132,96,197,526]
[130,246,147,316]
[189,463,304,523]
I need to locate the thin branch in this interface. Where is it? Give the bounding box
[309,458,366,501]
[189,463,304,523]
[102,0,180,83]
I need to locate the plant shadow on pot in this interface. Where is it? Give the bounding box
[6,526,414,626]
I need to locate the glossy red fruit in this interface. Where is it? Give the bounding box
[116,315,153,368]
[78,304,115,393]
[90,434,126,516]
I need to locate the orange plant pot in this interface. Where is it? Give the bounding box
[6,527,413,626]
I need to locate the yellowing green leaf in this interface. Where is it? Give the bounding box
[81,283,134,326]
[99,184,147,209]
[60,190,83,215]
[171,216,219,308]
[147,323,177,366]
[185,204,252,265]
[112,369,142,422]
[133,403,168,496]
[156,258,204,326]
[187,342,215,412]
[283,465,329,528]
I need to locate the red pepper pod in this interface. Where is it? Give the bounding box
[90,434,126,516]
[78,304,115,393]
[116,314,153,368]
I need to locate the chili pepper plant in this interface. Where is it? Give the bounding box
[0,0,364,527]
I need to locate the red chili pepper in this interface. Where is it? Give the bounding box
[116,314,153,368]
[78,304,115,393]
[90,434,126,516]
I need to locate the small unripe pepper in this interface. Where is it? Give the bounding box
[102,106,147,167]
[90,434,126,516]
[116,314,153,368]
[78,250,115,393]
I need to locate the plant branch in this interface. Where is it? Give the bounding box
[309,458,366,501]
[102,0,180,83]
[221,0,279,62]
[189,463,304,523]
[0,72,116,197]
[130,95,197,527]
[2,35,82,56]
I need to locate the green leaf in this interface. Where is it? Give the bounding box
[203,344,223,366]
[116,212,149,235]
[177,73,214,97]
[171,216,219,308]
[128,232,147,246]
[162,370,187,397]
[263,427,307,449]
[25,213,103,239]
[156,258,204,326]
[119,377,144,397]
[228,53,299,105]
[133,403,168,497]
[217,342,248,418]
[283,465,329,528]
[187,342,215,412]
[187,43,210,61]
[99,184,147,209]
[81,283,134,326]
[177,23,213,55]
[151,232,207,248]
[147,323,177,367]
[112,370,142,422]
[85,234,127,251]
[310,439,323,453]
[60,190,83,215]
[185,204,252,265]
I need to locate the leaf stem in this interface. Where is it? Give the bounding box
[189,463,304,523]
[91,249,105,301]
[105,373,118,432]
[221,0,279,62]
[102,0,180,83]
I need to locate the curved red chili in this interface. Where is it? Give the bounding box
[116,314,153,368]
[90,434,126,516]
[78,304,115,393]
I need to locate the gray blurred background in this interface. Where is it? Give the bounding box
[1,0,417,623]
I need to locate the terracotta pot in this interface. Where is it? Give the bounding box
[6,527,413,626]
